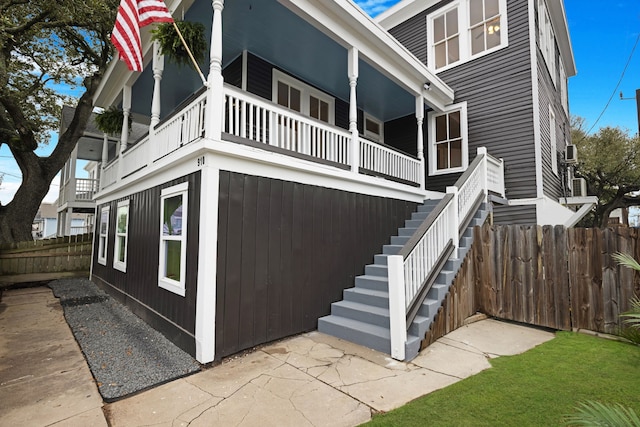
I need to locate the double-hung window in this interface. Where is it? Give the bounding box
[159,183,188,296]
[273,70,334,125]
[428,102,468,175]
[428,0,507,71]
[97,206,109,265]
[538,0,556,85]
[549,105,558,175]
[113,200,129,272]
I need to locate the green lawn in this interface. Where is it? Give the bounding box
[365,332,640,426]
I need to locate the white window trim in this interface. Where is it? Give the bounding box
[427,0,509,73]
[538,0,556,86]
[559,58,568,114]
[97,206,109,266]
[427,101,469,176]
[549,105,558,175]
[113,199,130,273]
[158,182,189,297]
[272,69,335,125]
[364,113,384,142]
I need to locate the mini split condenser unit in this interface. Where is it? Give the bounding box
[571,178,587,197]
[565,144,578,164]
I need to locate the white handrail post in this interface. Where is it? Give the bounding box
[387,254,406,361]
[477,146,488,195]
[446,185,460,257]
[348,47,359,173]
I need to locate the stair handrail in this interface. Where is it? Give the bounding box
[387,146,504,360]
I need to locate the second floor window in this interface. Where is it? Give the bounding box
[273,70,334,125]
[428,0,507,71]
[428,102,469,175]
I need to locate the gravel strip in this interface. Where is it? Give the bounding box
[49,279,201,401]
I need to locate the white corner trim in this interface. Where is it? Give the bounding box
[195,158,218,364]
[529,0,544,199]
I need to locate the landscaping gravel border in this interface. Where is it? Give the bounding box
[49,279,200,401]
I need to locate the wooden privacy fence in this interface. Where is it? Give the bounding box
[0,234,93,285]
[422,225,640,349]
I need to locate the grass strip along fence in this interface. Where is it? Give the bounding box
[0,234,93,285]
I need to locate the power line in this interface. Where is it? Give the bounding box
[585,32,640,135]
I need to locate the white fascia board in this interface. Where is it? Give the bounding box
[280,0,454,110]
[94,0,195,107]
[547,0,576,76]
[376,0,439,30]
[529,0,544,199]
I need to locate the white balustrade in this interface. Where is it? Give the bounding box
[224,86,351,167]
[154,92,207,159]
[388,147,505,361]
[122,137,149,177]
[359,139,421,185]
[74,178,98,201]
[101,161,118,189]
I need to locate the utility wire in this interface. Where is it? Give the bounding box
[584,32,640,136]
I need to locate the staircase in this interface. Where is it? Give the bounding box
[318,199,490,361]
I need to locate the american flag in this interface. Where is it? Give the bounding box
[111,0,174,72]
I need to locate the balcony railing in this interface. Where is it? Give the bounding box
[59,178,99,206]
[100,85,423,190]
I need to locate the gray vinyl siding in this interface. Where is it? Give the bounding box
[493,204,537,225]
[390,0,538,200]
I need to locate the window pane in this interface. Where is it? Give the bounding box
[366,118,380,135]
[435,42,446,69]
[485,0,499,18]
[446,9,458,36]
[100,236,106,258]
[310,96,319,119]
[277,81,288,107]
[433,15,445,42]
[436,143,449,170]
[448,36,459,63]
[435,115,447,141]
[290,87,301,112]
[486,17,501,49]
[450,139,462,167]
[471,25,485,55]
[117,206,127,234]
[469,0,483,26]
[449,111,461,139]
[320,101,329,122]
[117,236,126,263]
[163,195,183,236]
[164,241,181,281]
[100,210,108,234]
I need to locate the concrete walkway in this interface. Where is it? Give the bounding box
[0,287,555,426]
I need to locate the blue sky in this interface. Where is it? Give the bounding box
[1,0,638,205]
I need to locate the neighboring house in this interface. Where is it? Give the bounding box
[73,0,582,364]
[33,202,90,239]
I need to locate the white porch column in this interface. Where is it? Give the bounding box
[416,95,425,191]
[100,133,108,190]
[68,145,78,206]
[206,0,224,141]
[151,42,164,130]
[348,47,359,173]
[65,207,73,236]
[120,85,132,152]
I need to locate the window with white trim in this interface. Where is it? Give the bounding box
[364,114,384,142]
[98,206,109,265]
[538,0,556,85]
[272,70,334,125]
[428,102,469,175]
[113,199,129,273]
[427,0,507,71]
[559,59,568,114]
[549,105,558,175]
[159,182,188,296]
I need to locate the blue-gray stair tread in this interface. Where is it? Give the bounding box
[383,245,403,255]
[390,235,410,245]
[355,275,389,291]
[374,254,389,265]
[317,316,391,354]
[365,264,388,277]
[331,300,390,327]
[343,287,389,308]
[398,227,418,237]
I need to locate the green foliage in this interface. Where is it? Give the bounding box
[94,107,130,135]
[571,116,640,227]
[563,401,640,427]
[150,21,207,68]
[613,252,640,272]
[365,333,640,426]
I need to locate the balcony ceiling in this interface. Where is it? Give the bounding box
[219,0,415,121]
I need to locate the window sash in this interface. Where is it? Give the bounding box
[113,200,129,272]
[272,70,335,125]
[158,183,188,297]
[98,206,109,265]
[428,102,468,175]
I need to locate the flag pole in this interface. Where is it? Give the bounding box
[171,21,207,86]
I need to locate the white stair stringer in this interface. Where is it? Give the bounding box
[318,199,489,360]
